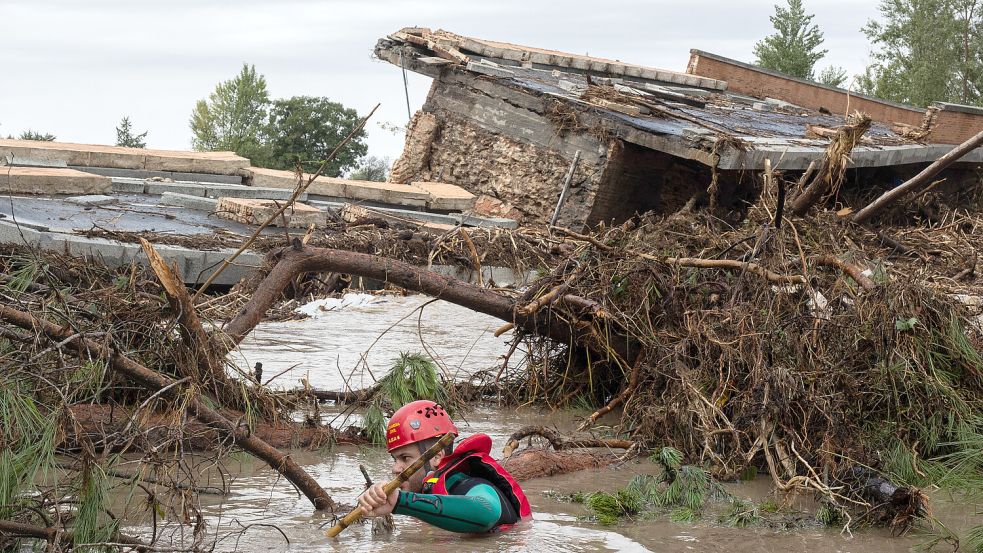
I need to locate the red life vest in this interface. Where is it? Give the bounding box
[422,433,532,528]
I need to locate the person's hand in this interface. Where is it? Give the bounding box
[358,483,398,518]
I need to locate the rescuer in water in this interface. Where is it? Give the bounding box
[357,400,532,533]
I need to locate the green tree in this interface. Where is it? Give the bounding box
[189,63,269,157]
[816,65,849,87]
[18,130,56,141]
[753,0,828,79]
[859,0,982,106]
[115,116,148,148]
[261,96,367,175]
[348,155,391,182]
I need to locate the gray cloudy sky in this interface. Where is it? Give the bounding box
[0,0,882,160]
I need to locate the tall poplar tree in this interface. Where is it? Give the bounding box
[754,0,828,79]
[189,63,270,158]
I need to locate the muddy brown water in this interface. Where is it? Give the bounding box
[120,296,967,551]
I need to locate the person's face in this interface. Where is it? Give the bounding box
[390,443,446,492]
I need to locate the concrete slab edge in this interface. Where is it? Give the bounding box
[0,220,260,286]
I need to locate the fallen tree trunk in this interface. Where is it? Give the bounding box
[65,403,366,453]
[0,304,337,511]
[308,389,372,403]
[849,467,929,531]
[502,425,635,458]
[298,379,504,405]
[852,127,983,224]
[0,520,153,552]
[222,245,636,362]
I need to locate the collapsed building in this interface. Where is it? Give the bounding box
[376,28,983,227]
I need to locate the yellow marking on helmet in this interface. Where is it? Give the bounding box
[426,478,439,483]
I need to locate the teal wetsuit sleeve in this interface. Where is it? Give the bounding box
[392,483,503,533]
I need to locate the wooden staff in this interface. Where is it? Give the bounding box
[325,432,455,538]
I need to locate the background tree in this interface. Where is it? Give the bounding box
[18,130,56,141]
[955,0,982,103]
[816,65,849,87]
[753,0,828,79]
[189,63,269,158]
[347,155,391,182]
[115,116,148,148]
[859,0,982,106]
[261,96,367,175]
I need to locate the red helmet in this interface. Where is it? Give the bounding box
[386,400,458,452]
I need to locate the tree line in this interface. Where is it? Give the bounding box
[5,118,148,149]
[188,64,388,180]
[755,0,982,107]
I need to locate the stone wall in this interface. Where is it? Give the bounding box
[388,112,440,185]
[389,77,609,227]
[407,111,602,226]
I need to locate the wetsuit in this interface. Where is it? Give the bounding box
[393,472,519,533]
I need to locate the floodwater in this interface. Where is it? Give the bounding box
[229,294,518,393]
[128,295,967,551]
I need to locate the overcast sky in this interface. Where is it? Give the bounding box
[0,0,883,161]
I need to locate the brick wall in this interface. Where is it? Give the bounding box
[687,50,983,145]
[934,108,983,144]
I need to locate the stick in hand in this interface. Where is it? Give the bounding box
[325,432,454,538]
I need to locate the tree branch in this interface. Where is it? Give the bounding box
[221,245,634,361]
[0,304,336,511]
[851,128,983,224]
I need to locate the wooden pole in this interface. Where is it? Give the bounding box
[549,150,581,227]
[325,432,455,538]
[852,128,983,224]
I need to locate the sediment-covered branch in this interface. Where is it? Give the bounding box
[0,520,152,552]
[502,425,635,458]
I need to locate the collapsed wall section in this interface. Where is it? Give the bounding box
[389,75,608,227]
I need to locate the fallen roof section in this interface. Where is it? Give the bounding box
[389,27,726,91]
[376,28,983,171]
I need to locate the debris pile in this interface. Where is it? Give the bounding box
[494,177,982,529]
